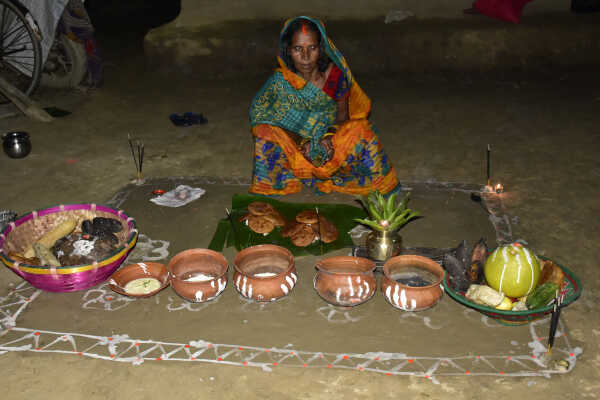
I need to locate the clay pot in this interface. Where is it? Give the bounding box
[168,249,228,303]
[233,244,297,302]
[109,262,170,298]
[314,256,376,307]
[381,255,445,311]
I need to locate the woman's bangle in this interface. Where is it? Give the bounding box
[323,132,335,139]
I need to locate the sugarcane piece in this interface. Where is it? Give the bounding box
[24,218,77,258]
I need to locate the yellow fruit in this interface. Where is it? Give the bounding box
[484,243,540,298]
[495,296,513,311]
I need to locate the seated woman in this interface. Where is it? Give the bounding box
[249,16,400,196]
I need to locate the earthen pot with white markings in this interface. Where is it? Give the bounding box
[381,255,444,311]
[168,248,229,303]
[314,256,376,307]
[233,244,297,302]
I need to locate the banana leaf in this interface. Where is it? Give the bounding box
[208,193,367,256]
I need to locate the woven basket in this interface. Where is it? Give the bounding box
[443,256,581,326]
[0,204,138,292]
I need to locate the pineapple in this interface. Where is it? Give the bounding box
[355,191,421,232]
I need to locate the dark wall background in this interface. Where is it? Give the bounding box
[85,0,181,33]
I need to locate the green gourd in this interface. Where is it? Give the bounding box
[525,282,559,310]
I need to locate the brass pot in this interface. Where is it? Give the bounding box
[365,230,402,261]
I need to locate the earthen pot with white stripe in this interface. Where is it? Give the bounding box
[169,248,228,303]
[233,244,297,302]
[381,255,444,311]
[314,256,376,307]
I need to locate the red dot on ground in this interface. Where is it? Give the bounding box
[303,364,307,367]
[243,361,248,366]
[106,297,113,301]
[477,355,481,359]
[110,354,115,358]
[375,357,379,361]
[25,298,30,301]
[532,355,536,359]
[35,347,40,351]
[290,352,295,355]
[34,332,40,336]
[207,344,212,348]
[570,353,574,357]
[191,357,196,360]
[465,371,470,375]
[327,364,332,368]
[217,357,223,361]
[265,349,270,353]
[185,344,190,348]
[386,372,392,376]
[507,356,511,360]
[156,357,162,361]
[343,355,348,360]
[501,371,505,375]
[425,375,430,379]
[77,352,82,356]
[408,359,413,363]
[135,343,139,346]
[238,347,244,350]
[359,366,363,371]
[108,337,113,341]
[273,362,278,366]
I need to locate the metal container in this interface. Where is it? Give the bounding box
[2,131,31,158]
[365,230,402,261]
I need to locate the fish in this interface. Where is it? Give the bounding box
[469,238,488,284]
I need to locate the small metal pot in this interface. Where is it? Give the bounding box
[2,131,31,159]
[366,230,402,261]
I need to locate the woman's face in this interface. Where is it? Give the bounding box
[289,27,320,75]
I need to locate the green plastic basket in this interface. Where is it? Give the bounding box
[442,256,582,326]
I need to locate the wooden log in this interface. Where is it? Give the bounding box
[0,76,53,122]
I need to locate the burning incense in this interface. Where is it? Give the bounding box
[128,134,145,183]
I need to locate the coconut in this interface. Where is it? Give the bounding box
[483,243,540,298]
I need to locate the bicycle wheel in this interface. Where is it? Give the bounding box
[0,0,42,100]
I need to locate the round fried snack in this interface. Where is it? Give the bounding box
[263,209,286,227]
[248,201,275,216]
[290,224,316,247]
[296,209,318,224]
[317,216,339,243]
[247,214,275,234]
[281,221,302,238]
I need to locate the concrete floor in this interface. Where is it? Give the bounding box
[0,19,599,399]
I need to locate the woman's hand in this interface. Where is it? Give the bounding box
[320,136,334,160]
[300,140,312,160]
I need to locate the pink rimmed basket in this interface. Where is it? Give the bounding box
[0,204,138,292]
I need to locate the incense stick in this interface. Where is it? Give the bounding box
[487,144,491,187]
[127,134,144,182]
[547,290,564,355]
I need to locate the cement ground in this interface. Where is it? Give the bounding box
[0,19,599,399]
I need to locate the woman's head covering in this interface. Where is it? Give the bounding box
[278,16,354,88]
